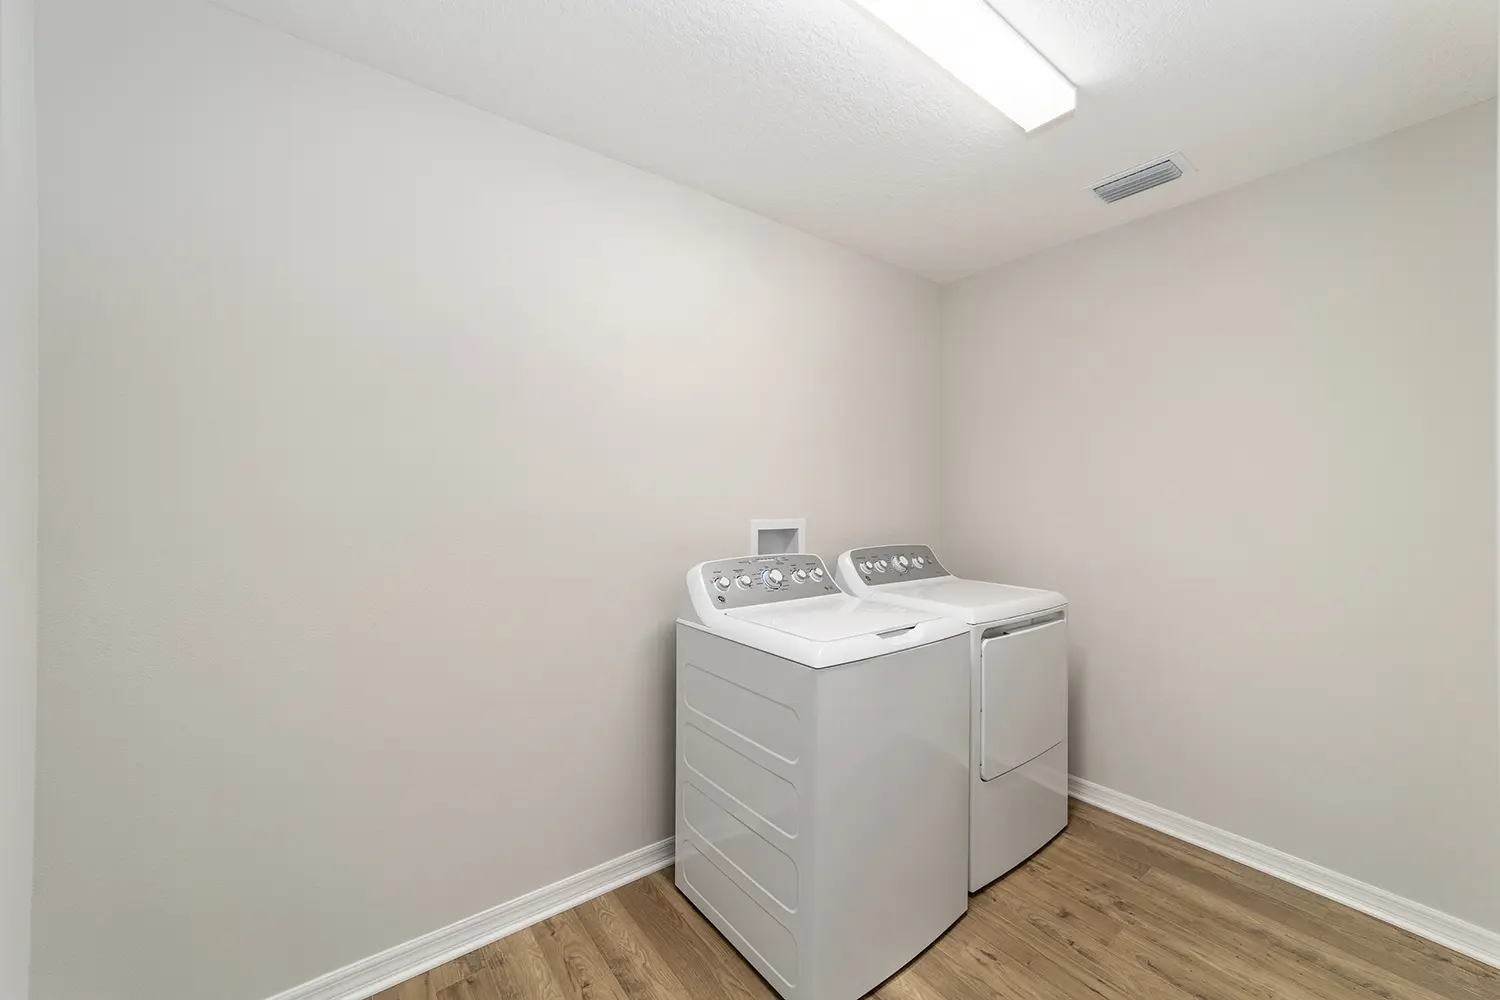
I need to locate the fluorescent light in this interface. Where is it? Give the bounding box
[844,0,1076,131]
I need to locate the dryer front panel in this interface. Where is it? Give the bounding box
[979,616,1067,781]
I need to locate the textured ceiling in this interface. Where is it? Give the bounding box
[212,0,1497,280]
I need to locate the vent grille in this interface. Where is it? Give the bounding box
[1092,156,1185,204]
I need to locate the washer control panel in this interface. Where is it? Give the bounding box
[699,553,840,610]
[848,544,949,585]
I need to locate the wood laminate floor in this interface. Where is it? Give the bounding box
[374,800,1500,1000]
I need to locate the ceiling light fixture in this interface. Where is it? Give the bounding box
[843,0,1075,132]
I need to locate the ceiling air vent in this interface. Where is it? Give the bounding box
[1091,153,1191,204]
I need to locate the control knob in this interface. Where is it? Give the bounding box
[892,554,910,575]
[736,574,753,589]
[792,569,808,584]
[810,565,825,581]
[912,555,926,569]
[874,558,889,573]
[762,568,785,591]
[713,576,732,591]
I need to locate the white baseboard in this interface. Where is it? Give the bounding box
[266,777,1500,1000]
[264,837,675,1000]
[1068,775,1500,970]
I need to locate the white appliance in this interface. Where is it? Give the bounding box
[677,553,970,1000]
[835,545,1068,891]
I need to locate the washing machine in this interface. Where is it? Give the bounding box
[835,545,1068,892]
[676,552,970,1000]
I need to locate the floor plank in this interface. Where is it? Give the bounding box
[573,893,692,1000]
[531,910,629,1000]
[489,927,568,1000]
[1066,809,1498,1000]
[371,973,438,1000]
[613,872,773,1000]
[376,800,1499,1000]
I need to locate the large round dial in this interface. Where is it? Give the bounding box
[892,554,911,575]
[762,568,785,590]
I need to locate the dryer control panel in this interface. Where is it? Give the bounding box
[846,544,950,585]
[696,553,841,610]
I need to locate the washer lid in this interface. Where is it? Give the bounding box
[727,593,946,642]
[683,553,968,667]
[867,577,1066,626]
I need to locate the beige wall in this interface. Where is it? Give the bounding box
[0,0,38,995]
[31,1,942,998]
[944,100,1500,932]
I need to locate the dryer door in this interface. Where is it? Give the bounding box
[979,618,1067,781]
